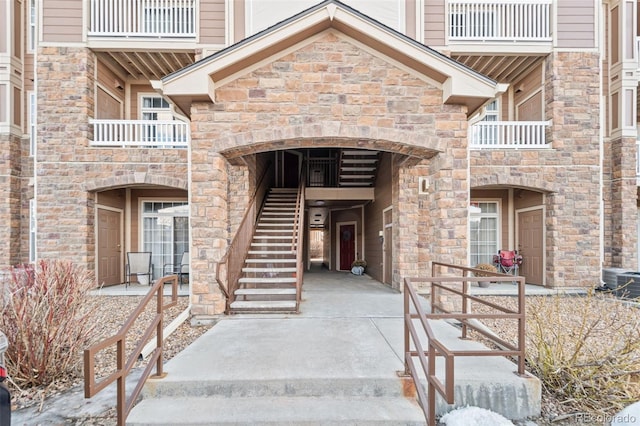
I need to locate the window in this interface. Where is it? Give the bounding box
[28,0,36,52]
[470,201,499,266]
[141,201,189,279]
[140,95,182,144]
[29,91,36,156]
[29,199,36,262]
[473,99,499,145]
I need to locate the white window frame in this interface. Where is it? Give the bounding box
[138,93,171,121]
[469,200,501,266]
[29,199,36,262]
[139,199,189,279]
[28,0,36,52]
[28,91,36,156]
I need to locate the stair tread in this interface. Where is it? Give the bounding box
[229,300,297,309]
[242,267,297,272]
[235,288,297,295]
[245,259,297,263]
[247,250,295,255]
[128,396,424,425]
[239,277,297,283]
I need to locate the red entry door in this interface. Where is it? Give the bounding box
[339,224,356,270]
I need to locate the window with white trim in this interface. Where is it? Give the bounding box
[29,91,36,155]
[141,201,189,279]
[473,99,499,145]
[470,201,499,266]
[139,94,183,144]
[29,199,36,262]
[28,0,36,52]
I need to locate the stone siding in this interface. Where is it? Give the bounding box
[189,32,470,314]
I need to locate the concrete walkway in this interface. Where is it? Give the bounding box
[127,267,540,425]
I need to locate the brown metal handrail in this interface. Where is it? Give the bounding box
[84,275,179,426]
[403,262,526,426]
[215,161,273,310]
[291,166,306,311]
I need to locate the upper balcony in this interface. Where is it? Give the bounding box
[469,120,552,149]
[448,0,553,82]
[88,0,196,38]
[89,119,189,148]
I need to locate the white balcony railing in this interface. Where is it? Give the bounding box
[637,142,640,178]
[90,120,189,148]
[448,0,552,41]
[469,121,551,149]
[89,0,196,37]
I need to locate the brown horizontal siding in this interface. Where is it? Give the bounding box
[199,0,226,44]
[424,0,445,46]
[556,0,595,48]
[42,1,83,43]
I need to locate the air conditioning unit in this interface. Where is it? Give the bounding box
[615,272,640,300]
[602,268,628,290]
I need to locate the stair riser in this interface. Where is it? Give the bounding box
[142,378,406,400]
[235,294,297,302]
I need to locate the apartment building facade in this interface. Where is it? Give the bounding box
[0,0,635,317]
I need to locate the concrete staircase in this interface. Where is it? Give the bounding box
[229,188,300,314]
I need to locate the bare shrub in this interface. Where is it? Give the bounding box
[0,260,98,387]
[526,290,640,413]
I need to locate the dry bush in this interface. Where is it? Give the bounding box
[526,289,640,413]
[0,260,98,388]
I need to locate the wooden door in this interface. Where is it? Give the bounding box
[97,208,122,286]
[517,208,544,285]
[339,224,356,271]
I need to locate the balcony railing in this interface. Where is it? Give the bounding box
[469,120,551,149]
[637,142,640,178]
[90,119,189,148]
[89,0,196,37]
[448,0,552,41]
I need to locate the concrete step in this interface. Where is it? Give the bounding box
[244,258,297,264]
[247,250,295,256]
[251,242,293,247]
[242,267,297,273]
[228,300,298,312]
[262,211,295,215]
[239,277,297,284]
[127,396,425,425]
[253,235,296,240]
[254,229,294,233]
[258,217,296,222]
[235,288,297,296]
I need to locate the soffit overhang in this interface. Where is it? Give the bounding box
[154,0,504,118]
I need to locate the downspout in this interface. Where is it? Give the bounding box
[599,0,605,282]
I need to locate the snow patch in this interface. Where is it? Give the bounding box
[439,406,514,426]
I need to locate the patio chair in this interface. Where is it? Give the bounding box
[163,251,189,288]
[493,250,523,283]
[125,252,153,287]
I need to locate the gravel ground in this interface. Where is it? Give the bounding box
[7,294,211,424]
[8,291,638,425]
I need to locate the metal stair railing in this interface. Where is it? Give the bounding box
[403,262,526,425]
[215,161,273,310]
[291,165,306,311]
[83,275,179,426]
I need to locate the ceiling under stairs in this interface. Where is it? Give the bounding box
[337,150,380,187]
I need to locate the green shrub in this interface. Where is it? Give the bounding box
[526,289,640,413]
[0,260,98,387]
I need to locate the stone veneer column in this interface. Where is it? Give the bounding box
[190,102,229,316]
[544,51,602,286]
[606,136,638,269]
[36,47,96,270]
[0,133,23,268]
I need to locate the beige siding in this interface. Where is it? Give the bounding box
[363,152,392,282]
[0,8,6,53]
[13,0,21,59]
[199,0,226,45]
[97,189,126,210]
[13,86,21,126]
[557,0,595,48]
[130,84,154,120]
[42,0,83,43]
[424,0,445,46]
[405,0,416,40]
[0,84,6,122]
[514,63,543,120]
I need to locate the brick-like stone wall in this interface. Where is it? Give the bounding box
[471,51,601,287]
[0,133,23,268]
[605,136,638,269]
[188,32,470,314]
[36,46,188,274]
